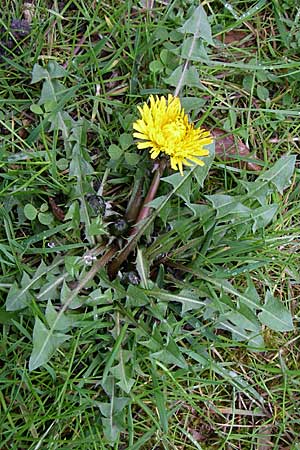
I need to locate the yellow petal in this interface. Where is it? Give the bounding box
[137,141,153,149]
[197,149,210,156]
[187,156,205,166]
[199,138,213,145]
[178,162,184,176]
[133,121,147,133]
[133,132,148,139]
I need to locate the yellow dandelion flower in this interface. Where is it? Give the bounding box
[133,94,212,175]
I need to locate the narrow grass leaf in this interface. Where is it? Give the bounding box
[184,347,264,403]
[176,425,204,450]
[129,429,157,450]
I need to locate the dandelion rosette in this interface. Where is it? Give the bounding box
[133,94,212,175]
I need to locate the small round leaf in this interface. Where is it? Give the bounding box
[38,212,53,225]
[108,144,123,160]
[24,204,38,220]
[40,202,49,212]
[257,85,269,101]
[30,104,43,115]
[149,60,164,74]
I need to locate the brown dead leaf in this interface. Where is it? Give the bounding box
[217,30,249,45]
[209,127,262,171]
[190,423,213,442]
[49,197,65,221]
[256,425,275,450]
[23,2,35,24]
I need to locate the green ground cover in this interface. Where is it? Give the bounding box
[0,1,300,448]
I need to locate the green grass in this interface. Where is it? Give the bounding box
[1,0,300,448]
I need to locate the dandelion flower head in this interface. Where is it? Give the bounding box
[133,94,212,175]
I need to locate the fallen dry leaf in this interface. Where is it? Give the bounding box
[23,2,35,24]
[190,423,213,442]
[49,197,65,221]
[217,30,249,45]
[209,127,262,171]
[256,424,275,450]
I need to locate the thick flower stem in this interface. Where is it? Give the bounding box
[130,160,166,236]
[107,159,166,279]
